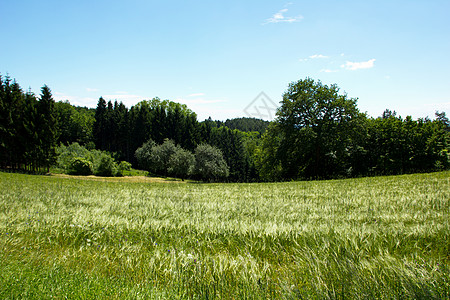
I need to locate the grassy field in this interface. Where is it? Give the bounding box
[0,171,448,299]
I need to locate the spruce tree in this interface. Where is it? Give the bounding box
[37,85,58,172]
[93,97,107,150]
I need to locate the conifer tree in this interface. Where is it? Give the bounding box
[37,85,58,172]
[93,97,107,150]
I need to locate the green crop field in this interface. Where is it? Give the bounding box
[0,171,448,299]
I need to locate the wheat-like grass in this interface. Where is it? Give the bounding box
[0,171,448,298]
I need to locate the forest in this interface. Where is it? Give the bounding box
[1,74,449,182]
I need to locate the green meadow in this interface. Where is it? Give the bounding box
[0,171,448,299]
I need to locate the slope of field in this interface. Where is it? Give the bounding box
[0,171,448,299]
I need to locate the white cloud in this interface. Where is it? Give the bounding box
[175,97,231,120]
[53,92,98,107]
[341,59,376,70]
[394,101,450,120]
[299,54,329,62]
[85,87,99,92]
[309,54,328,59]
[264,8,303,24]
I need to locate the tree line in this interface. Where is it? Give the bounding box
[257,78,449,180]
[1,74,448,181]
[0,76,57,172]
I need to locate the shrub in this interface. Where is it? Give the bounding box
[168,148,195,181]
[56,143,91,171]
[116,161,132,177]
[135,139,157,171]
[135,138,178,176]
[194,144,229,181]
[95,154,118,177]
[150,139,177,175]
[67,157,93,175]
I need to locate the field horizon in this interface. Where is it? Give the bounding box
[1,171,448,299]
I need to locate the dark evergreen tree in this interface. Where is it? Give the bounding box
[36,85,58,172]
[208,126,248,182]
[115,101,130,161]
[93,97,107,150]
[224,117,269,133]
[21,90,39,171]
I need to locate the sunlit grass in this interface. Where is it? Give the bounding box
[0,171,448,298]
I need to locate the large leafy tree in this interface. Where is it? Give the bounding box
[135,138,156,171]
[194,143,229,181]
[268,78,365,179]
[54,101,95,146]
[150,138,178,175]
[168,147,195,181]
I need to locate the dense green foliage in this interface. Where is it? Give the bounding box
[194,143,229,181]
[67,157,93,175]
[116,161,132,177]
[0,76,59,172]
[56,143,123,177]
[0,171,448,298]
[1,74,448,181]
[95,154,118,177]
[90,97,254,181]
[207,117,269,133]
[54,100,95,147]
[258,78,449,181]
[168,147,195,181]
[135,139,228,181]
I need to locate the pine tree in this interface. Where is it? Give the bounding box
[22,91,39,171]
[37,85,58,172]
[93,97,107,150]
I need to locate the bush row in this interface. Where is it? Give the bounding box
[135,139,229,181]
[56,143,131,176]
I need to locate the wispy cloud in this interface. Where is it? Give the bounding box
[299,54,329,62]
[53,92,97,107]
[309,54,328,59]
[86,87,99,92]
[341,59,376,70]
[264,8,303,24]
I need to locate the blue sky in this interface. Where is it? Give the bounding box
[1,0,449,120]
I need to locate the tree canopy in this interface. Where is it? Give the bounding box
[1,74,448,181]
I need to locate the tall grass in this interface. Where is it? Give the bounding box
[0,171,448,299]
